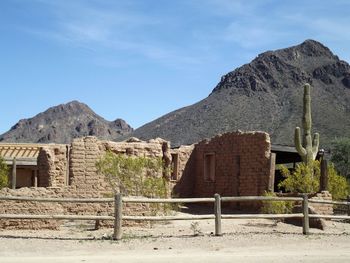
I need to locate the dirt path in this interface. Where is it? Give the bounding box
[1,218,350,262]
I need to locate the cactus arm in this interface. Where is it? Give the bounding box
[295,127,306,161]
[312,133,319,159]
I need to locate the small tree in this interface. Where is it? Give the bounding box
[0,157,9,189]
[331,137,350,179]
[96,151,168,198]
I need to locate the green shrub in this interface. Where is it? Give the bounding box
[278,160,349,200]
[96,152,173,215]
[278,161,320,193]
[327,163,349,200]
[330,137,350,179]
[0,157,9,189]
[261,191,294,214]
[96,151,167,197]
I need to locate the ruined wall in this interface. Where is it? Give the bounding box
[181,132,272,200]
[0,188,64,229]
[171,145,195,197]
[0,136,172,229]
[37,145,68,187]
[0,187,156,230]
[35,136,170,196]
[68,136,109,196]
[67,136,169,197]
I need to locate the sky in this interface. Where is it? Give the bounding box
[0,0,350,134]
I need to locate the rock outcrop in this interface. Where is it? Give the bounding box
[131,40,350,148]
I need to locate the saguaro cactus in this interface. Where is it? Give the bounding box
[295,83,319,167]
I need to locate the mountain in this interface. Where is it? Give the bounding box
[0,101,133,144]
[131,40,350,148]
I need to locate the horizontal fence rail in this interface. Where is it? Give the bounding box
[0,193,349,240]
[122,215,216,221]
[308,199,350,206]
[221,214,304,219]
[221,196,303,202]
[0,214,114,220]
[123,197,215,203]
[0,196,114,203]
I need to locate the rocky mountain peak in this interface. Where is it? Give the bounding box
[212,39,347,95]
[131,39,350,147]
[0,100,133,144]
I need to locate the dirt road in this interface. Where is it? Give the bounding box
[1,218,350,262]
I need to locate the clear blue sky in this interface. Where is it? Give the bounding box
[1,0,349,134]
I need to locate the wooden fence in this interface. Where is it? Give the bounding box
[0,194,349,240]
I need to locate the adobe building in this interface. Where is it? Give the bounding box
[0,136,171,229]
[173,131,274,200]
[0,131,303,200]
[0,131,330,229]
[0,144,45,188]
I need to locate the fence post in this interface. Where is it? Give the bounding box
[214,193,222,236]
[113,193,123,240]
[302,194,310,235]
[347,195,350,217]
[12,157,17,190]
[320,159,328,191]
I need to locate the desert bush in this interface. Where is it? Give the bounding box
[261,191,294,214]
[278,161,320,194]
[96,151,168,197]
[327,163,349,200]
[96,152,174,215]
[331,137,350,179]
[278,160,349,200]
[0,157,9,189]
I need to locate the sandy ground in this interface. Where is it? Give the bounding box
[1,213,350,262]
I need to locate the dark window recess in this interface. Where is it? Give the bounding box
[171,154,179,181]
[204,153,215,182]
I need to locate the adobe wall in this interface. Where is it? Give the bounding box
[37,136,170,197]
[188,132,272,202]
[171,145,195,197]
[0,136,171,229]
[37,145,68,187]
[0,187,156,230]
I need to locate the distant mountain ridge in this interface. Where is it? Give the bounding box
[130,40,350,148]
[2,40,350,148]
[0,101,133,144]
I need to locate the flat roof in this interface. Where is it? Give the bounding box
[271,144,297,153]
